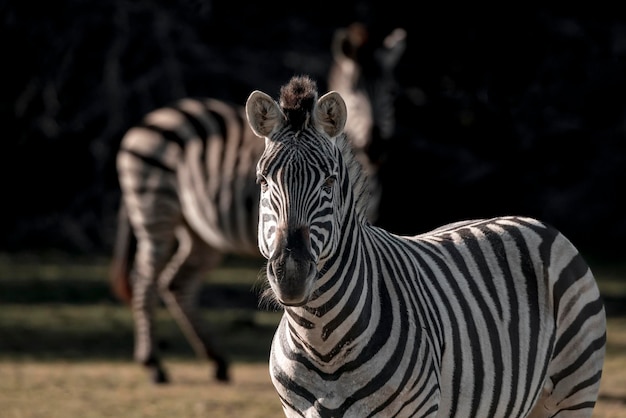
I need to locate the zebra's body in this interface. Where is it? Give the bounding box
[110,24,405,384]
[245,76,606,417]
[113,97,261,382]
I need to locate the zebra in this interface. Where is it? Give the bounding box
[327,22,406,222]
[111,97,259,384]
[245,75,606,417]
[109,24,406,384]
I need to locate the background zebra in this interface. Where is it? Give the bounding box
[245,75,606,417]
[327,22,406,222]
[109,24,406,384]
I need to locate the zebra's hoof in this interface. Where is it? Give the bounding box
[215,359,230,382]
[151,367,170,384]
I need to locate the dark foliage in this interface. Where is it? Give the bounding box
[1,2,625,259]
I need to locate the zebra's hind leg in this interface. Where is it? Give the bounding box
[143,355,169,384]
[158,225,230,382]
[528,256,606,417]
[130,229,177,384]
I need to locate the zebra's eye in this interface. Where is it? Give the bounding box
[256,174,268,191]
[322,176,336,192]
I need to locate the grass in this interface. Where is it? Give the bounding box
[0,362,284,418]
[0,253,624,417]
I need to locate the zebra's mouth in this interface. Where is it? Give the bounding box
[277,298,308,307]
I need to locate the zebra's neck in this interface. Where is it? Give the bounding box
[280,219,389,370]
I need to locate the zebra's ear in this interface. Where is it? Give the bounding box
[315,91,347,138]
[246,90,285,138]
[380,28,407,70]
[331,23,367,62]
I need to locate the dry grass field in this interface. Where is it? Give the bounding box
[0,254,624,417]
[0,362,283,417]
[0,344,622,418]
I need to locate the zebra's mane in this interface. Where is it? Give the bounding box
[337,132,371,223]
[279,75,370,224]
[279,75,318,131]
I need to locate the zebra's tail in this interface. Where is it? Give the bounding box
[109,203,135,305]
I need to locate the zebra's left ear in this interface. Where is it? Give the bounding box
[315,91,347,138]
[246,90,286,138]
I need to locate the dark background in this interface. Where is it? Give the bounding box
[1,2,625,260]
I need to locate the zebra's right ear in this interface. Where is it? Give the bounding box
[246,90,285,138]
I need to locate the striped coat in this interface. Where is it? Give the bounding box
[245,75,606,417]
[109,23,405,384]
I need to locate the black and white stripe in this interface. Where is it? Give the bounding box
[328,22,406,222]
[111,97,261,383]
[109,24,398,385]
[246,75,606,417]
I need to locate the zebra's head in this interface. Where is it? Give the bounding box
[245,76,357,307]
[328,22,406,166]
[328,23,406,223]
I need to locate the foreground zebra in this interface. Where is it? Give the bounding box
[245,75,606,417]
[110,25,406,384]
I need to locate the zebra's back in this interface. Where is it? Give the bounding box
[403,216,606,417]
[117,97,262,256]
[114,97,262,383]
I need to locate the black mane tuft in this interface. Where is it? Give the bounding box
[279,75,318,130]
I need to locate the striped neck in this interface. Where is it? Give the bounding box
[279,216,381,369]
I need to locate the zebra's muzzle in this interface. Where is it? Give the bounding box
[266,225,317,306]
[267,259,316,306]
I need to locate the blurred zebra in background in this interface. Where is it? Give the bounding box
[109,24,407,384]
[328,22,406,222]
[111,98,258,384]
[245,75,606,417]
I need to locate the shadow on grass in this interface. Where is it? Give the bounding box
[0,276,264,308]
[0,268,278,363]
[0,304,279,363]
[598,393,626,405]
[602,295,626,317]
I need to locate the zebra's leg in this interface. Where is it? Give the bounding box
[527,334,605,417]
[157,225,230,382]
[527,263,606,417]
[131,228,177,384]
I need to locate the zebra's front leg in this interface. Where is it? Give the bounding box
[158,226,230,382]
